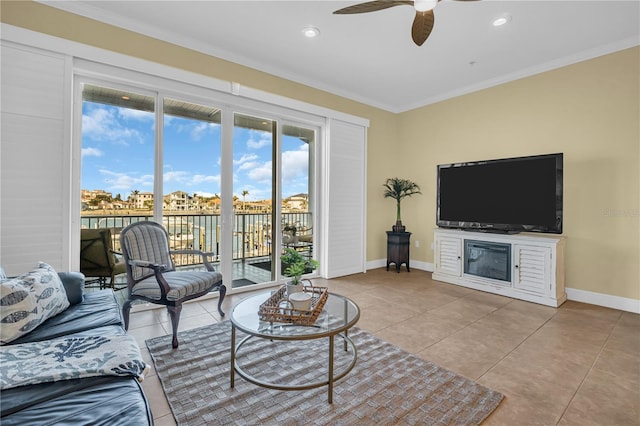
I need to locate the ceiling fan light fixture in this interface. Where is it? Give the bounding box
[302,27,320,38]
[414,0,438,12]
[492,14,511,27]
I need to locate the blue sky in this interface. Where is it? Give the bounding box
[81,102,310,201]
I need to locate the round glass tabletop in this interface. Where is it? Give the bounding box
[231,291,360,340]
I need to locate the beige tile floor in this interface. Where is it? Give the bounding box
[128,268,640,426]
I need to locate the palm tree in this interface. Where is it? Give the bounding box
[241,190,249,212]
[383,177,421,231]
[128,189,140,203]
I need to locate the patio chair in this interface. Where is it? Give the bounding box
[297,227,313,243]
[119,221,226,348]
[80,228,126,289]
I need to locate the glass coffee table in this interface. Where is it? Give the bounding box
[230,290,360,403]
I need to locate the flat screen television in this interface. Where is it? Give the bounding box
[437,153,563,234]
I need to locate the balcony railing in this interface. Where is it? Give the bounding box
[81,212,312,266]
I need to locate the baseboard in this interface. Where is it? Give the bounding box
[366,259,639,314]
[408,260,434,272]
[566,287,640,314]
[366,259,387,270]
[366,259,433,272]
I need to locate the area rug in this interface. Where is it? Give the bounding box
[146,322,503,426]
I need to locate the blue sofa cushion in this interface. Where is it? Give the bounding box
[57,272,84,305]
[10,290,124,345]
[0,375,153,425]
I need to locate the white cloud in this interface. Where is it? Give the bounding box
[98,169,153,192]
[234,153,259,165]
[171,120,219,142]
[282,146,309,181]
[248,161,273,183]
[83,105,147,145]
[192,174,219,185]
[164,170,190,184]
[82,107,113,136]
[82,147,103,157]
[162,170,220,195]
[247,129,272,149]
[191,122,219,140]
[235,153,261,172]
[237,160,261,172]
[233,144,308,191]
[233,154,272,182]
[118,108,154,121]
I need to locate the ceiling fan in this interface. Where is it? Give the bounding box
[333,0,478,46]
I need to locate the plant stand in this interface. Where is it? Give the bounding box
[386,231,411,273]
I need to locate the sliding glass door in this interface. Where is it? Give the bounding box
[230,114,316,288]
[280,123,316,279]
[80,84,156,256]
[79,81,318,292]
[162,98,222,265]
[232,113,275,287]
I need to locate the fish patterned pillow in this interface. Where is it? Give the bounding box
[0,262,70,345]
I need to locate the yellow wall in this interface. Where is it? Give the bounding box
[2,1,638,301]
[397,48,640,301]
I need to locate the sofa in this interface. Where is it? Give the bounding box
[0,264,153,425]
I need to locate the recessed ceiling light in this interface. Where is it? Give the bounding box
[492,15,511,27]
[302,27,320,38]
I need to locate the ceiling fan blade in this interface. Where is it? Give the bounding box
[411,10,434,46]
[333,0,413,14]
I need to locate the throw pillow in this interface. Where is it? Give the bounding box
[0,262,70,345]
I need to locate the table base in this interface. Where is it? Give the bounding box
[230,325,358,403]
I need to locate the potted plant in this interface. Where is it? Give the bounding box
[383,177,422,232]
[280,248,319,295]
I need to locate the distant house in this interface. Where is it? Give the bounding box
[111,201,130,210]
[80,189,114,210]
[285,193,308,211]
[164,191,193,211]
[81,189,111,200]
[132,192,154,209]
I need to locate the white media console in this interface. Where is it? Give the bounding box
[432,228,566,307]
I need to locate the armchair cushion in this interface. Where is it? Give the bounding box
[298,234,313,243]
[0,262,70,345]
[131,270,222,301]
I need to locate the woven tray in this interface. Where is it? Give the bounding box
[258,283,328,325]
